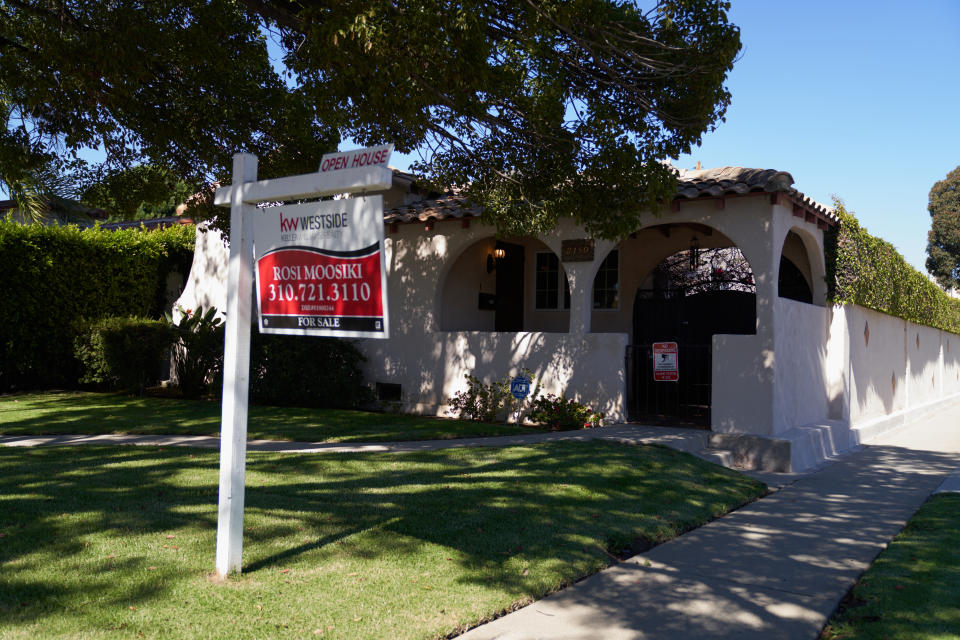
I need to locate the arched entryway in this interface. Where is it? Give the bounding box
[438,237,570,332]
[779,229,826,306]
[596,224,758,426]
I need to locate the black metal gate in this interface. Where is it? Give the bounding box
[626,288,755,427]
[626,343,711,426]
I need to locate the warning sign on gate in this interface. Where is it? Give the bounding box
[652,342,679,382]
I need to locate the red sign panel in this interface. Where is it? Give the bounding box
[256,246,384,333]
[653,342,679,382]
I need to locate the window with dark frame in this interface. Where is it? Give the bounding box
[535,252,570,310]
[593,249,619,309]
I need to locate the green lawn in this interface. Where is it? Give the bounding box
[821,493,960,639]
[0,441,766,639]
[0,391,533,442]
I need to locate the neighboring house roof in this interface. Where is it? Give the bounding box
[0,197,108,226]
[98,216,194,231]
[382,166,836,228]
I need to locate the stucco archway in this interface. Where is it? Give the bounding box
[778,228,827,306]
[438,237,570,332]
[585,222,758,426]
[589,223,756,335]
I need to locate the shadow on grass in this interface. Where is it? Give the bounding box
[3,440,959,638]
[0,391,222,436]
[0,391,531,442]
[0,441,765,623]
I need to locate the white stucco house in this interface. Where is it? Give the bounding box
[176,166,960,471]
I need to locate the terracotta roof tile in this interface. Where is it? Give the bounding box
[383,166,836,225]
[674,166,835,221]
[384,194,482,224]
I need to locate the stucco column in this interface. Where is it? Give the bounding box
[563,263,593,337]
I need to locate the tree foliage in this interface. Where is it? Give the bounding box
[0,0,333,218]
[80,165,194,220]
[1,0,740,237]
[926,165,960,290]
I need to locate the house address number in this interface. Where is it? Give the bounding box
[561,239,595,262]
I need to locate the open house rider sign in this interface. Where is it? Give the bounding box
[253,195,389,338]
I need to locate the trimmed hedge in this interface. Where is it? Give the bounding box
[74,317,175,393]
[825,201,960,333]
[249,332,372,409]
[0,221,195,390]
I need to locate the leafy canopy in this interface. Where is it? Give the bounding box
[1,0,740,237]
[926,166,960,289]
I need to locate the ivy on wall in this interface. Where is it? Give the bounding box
[0,221,195,390]
[825,201,960,334]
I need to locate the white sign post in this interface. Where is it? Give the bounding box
[213,147,392,578]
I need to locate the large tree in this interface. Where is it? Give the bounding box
[1,0,740,236]
[926,166,960,289]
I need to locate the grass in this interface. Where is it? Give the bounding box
[0,391,534,442]
[0,441,766,639]
[821,493,960,639]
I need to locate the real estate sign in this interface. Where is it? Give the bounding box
[213,147,393,578]
[253,196,389,338]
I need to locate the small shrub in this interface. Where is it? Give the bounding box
[168,306,224,398]
[447,373,519,423]
[75,317,175,394]
[527,394,605,431]
[249,333,371,409]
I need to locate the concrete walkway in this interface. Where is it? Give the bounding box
[3,416,958,638]
[0,425,793,488]
[0,423,711,455]
[458,414,960,640]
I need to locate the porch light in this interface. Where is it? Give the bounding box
[487,247,507,273]
[688,236,700,272]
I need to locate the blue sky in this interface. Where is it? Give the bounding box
[670,0,960,273]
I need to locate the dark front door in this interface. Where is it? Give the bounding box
[495,241,525,331]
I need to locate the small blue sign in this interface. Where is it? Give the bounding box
[510,376,530,400]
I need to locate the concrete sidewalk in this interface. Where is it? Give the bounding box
[0,423,710,455]
[458,415,960,640]
[0,425,794,488]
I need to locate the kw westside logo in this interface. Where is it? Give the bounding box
[279,211,350,233]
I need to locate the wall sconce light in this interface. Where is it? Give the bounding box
[688,236,700,272]
[487,247,506,273]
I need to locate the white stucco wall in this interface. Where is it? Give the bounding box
[172,195,959,450]
[945,334,960,395]
[845,305,907,426]
[440,237,496,331]
[712,333,774,435]
[772,297,831,434]
[906,321,943,407]
[364,219,627,418]
[173,222,230,321]
[360,330,628,419]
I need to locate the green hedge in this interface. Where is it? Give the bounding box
[0,221,195,390]
[249,332,372,409]
[825,201,960,333]
[74,317,176,393]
